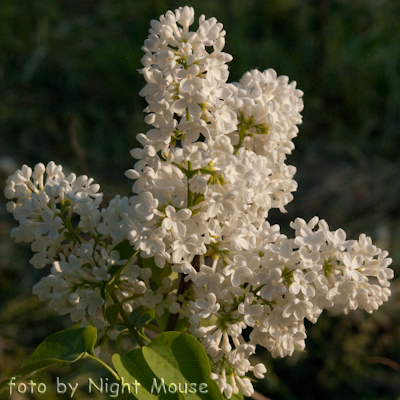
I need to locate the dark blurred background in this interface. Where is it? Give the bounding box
[1,0,400,399]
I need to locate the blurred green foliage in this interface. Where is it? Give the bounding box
[1,0,400,399]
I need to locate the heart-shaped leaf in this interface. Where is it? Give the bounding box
[142,331,223,400]
[113,349,180,399]
[0,326,97,391]
[113,332,223,399]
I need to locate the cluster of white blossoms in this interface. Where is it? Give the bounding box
[5,6,394,399]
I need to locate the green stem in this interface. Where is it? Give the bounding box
[165,255,200,331]
[187,161,193,207]
[60,212,82,244]
[86,354,120,381]
[234,124,249,155]
[110,291,146,347]
[138,331,151,344]
[119,293,143,304]
[171,162,188,174]
[116,329,129,354]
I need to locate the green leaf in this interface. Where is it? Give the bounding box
[134,308,156,327]
[102,239,137,314]
[153,311,170,332]
[113,239,137,261]
[154,311,186,332]
[107,240,137,288]
[113,332,223,399]
[142,257,172,287]
[105,304,120,327]
[199,314,218,328]
[142,332,223,400]
[113,350,179,399]
[138,323,161,334]
[0,326,97,391]
[129,306,145,324]
[229,393,243,400]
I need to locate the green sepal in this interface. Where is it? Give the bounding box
[294,344,306,353]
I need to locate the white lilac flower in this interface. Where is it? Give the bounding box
[289,270,317,297]
[238,293,263,327]
[195,293,220,318]
[162,205,192,236]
